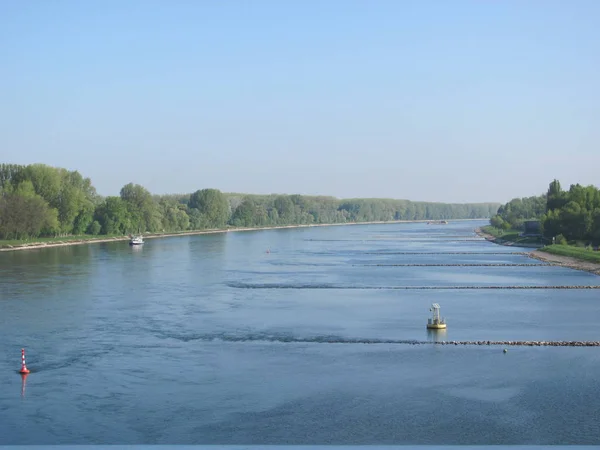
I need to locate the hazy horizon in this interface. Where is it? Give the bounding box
[2,1,598,204]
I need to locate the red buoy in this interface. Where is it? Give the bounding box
[19,348,30,374]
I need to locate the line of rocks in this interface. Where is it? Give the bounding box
[431,340,600,347]
[363,252,530,255]
[389,285,600,289]
[356,263,550,267]
[306,238,486,241]
[373,235,487,239]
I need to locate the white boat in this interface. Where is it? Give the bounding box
[129,235,144,245]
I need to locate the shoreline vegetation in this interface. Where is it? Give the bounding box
[1,218,481,252]
[0,162,500,247]
[478,178,600,276]
[476,225,543,248]
[475,227,600,276]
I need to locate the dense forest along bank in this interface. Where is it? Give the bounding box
[0,163,500,244]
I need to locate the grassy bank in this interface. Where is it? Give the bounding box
[538,245,600,264]
[479,225,600,270]
[0,230,233,249]
[0,234,127,247]
[479,225,543,247]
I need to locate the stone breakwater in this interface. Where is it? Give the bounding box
[155,334,600,347]
[386,285,600,290]
[357,263,550,267]
[227,282,600,290]
[363,251,530,255]
[430,340,600,347]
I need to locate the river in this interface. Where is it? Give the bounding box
[1,219,599,445]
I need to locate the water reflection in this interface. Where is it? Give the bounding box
[0,244,93,268]
[20,373,28,398]
[0,245,94,299]
[426,328,448,342]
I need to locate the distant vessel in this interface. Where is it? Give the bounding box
[427,303,447,329]
[129,235,144,246]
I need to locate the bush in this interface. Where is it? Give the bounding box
[554,234,568,245]
[87,220,101,235]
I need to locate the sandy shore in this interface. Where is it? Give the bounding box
[528,250,600,276]
[474,227,600,276]
[0,219,479,253]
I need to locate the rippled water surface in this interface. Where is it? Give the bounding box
[1,220,600,444]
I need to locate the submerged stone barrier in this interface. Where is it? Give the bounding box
[356,263,550,267]
[399,285,600,289]
[204,335,600,347]
[363,251,531,255]
[227,282,600,290]
[305,238,486,241]
[431,340,600,347]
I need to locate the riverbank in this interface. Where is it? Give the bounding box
[474,226,542,248]
[0,218,481,252]
[529,250,600,276]
[475,227,600,276]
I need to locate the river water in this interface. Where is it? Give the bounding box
[1,220,600,445]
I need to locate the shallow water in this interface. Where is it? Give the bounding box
[1,220,599,444]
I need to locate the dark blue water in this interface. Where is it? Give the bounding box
[1,220,599,444]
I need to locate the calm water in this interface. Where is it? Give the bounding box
[1,220,600,445]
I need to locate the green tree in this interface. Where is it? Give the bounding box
[22,164,63,207]
[94,196,131,235]
[230,197,258,227]
[490,215,505,229]
[539,180,600,243]
[0,162,507,242]
[273,196,296,224]
[0,181,58,239]
[120,183,161,232]
[0,164,25,192]
[56,170,97,235]
[88,220,102,235]
[73,203,96,235]
[547,179,567,212]
[158,198,190,232]
[188,188,229,228]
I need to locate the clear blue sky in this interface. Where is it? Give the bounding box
[1,1,598,203]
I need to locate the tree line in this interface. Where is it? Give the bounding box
[490,179,600,244]
[0,163,500,240]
